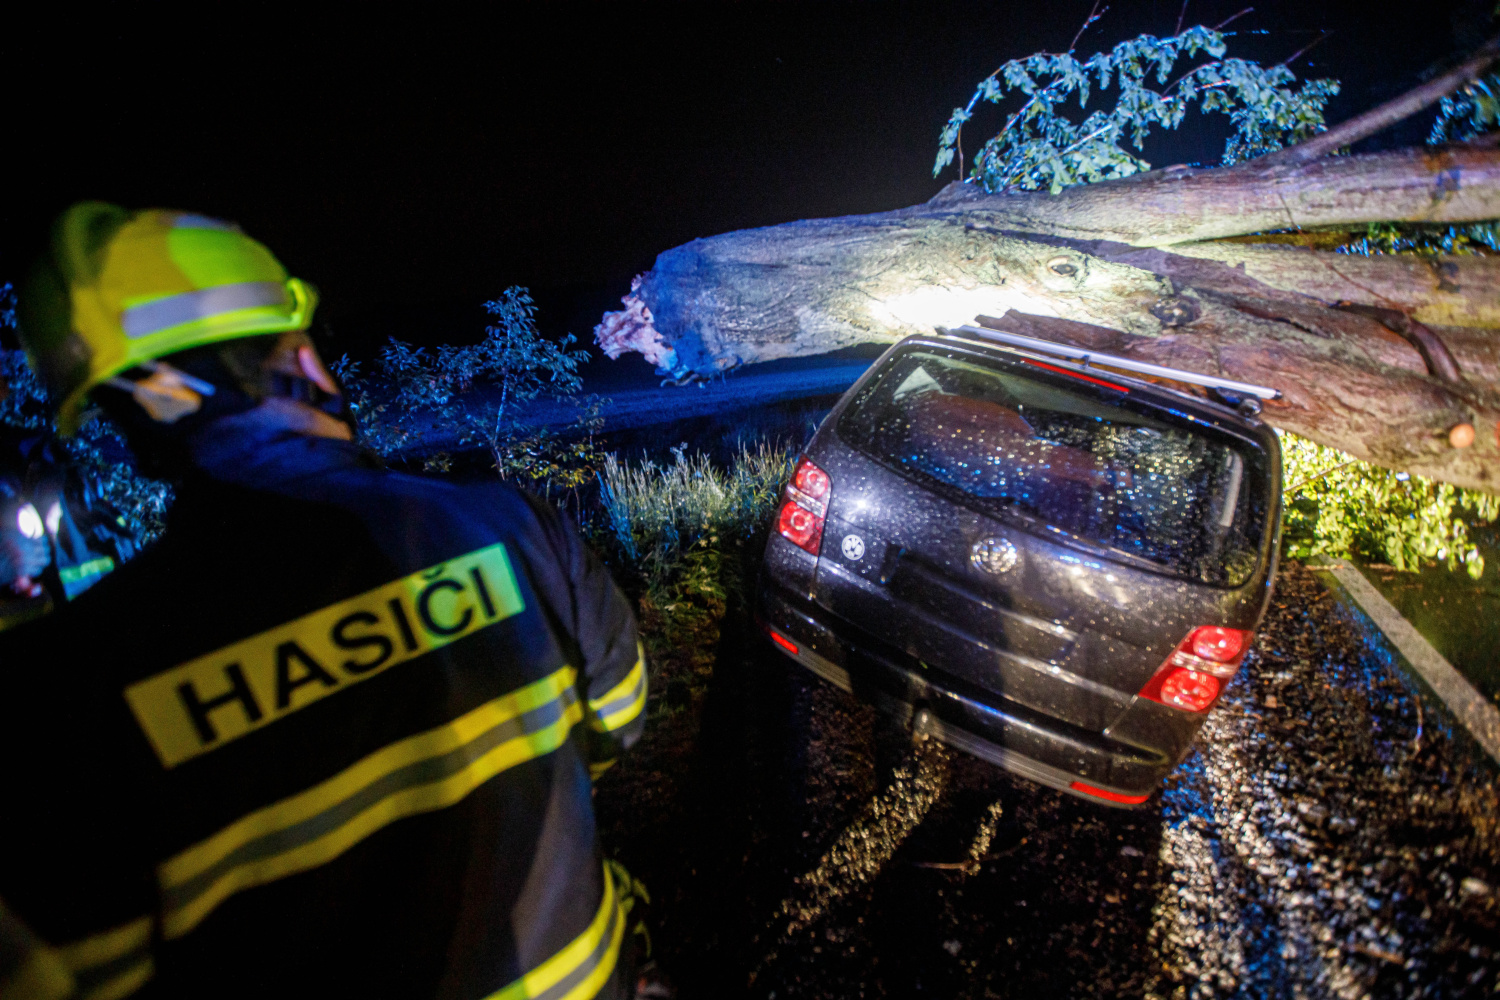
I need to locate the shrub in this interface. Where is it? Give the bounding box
[934,24,1338,194]
[1280,431,1499,579]
[331,286,606,495]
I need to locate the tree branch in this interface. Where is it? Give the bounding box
[1068,0,1107,54]
[1255,38,1500,166]
[1287,460,1359,495]
[1212,7,1253,30]
[1277,30,1331,70]
[1143,241,1500,328]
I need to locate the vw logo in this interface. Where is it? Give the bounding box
[841,534,866,561]
[970,536,1017,575]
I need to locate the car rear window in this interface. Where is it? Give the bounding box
[837,346,1268,586]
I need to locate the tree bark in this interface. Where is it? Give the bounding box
[594,148,1500,493]
[923,147,1500,245]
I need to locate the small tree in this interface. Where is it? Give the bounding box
[471,288,588,449]
[333,286,605,499]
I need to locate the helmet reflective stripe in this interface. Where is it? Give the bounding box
[122,282,291,339]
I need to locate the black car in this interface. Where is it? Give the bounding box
[757,328,1282,806]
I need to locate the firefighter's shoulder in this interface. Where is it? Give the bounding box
[361,468,565,561]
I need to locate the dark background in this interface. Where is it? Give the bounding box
[2,1,1492,366]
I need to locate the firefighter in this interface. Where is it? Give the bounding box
[0,203,647,999]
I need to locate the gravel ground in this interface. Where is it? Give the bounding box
[594,561,1500,999]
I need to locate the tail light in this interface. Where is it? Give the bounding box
[776,457,830,555]
[1069,780,1150,805]
[790,458,830,507]
[1137,625,1253,713]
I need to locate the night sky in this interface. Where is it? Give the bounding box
[3,1,1490,363]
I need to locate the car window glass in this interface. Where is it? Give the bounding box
[839,347,1267,587]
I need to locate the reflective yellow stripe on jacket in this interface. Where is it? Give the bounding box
[64,864,627,1000]
[586,643,646,734]
[51,917,153,1000]
[485,862,625,1000]
[157,665,583,939]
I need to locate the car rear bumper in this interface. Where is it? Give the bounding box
[758,580,1175,807]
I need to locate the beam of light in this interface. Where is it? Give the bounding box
[869,284,1058,332]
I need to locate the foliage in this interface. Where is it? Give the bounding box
[595,442,793,591]
[1429,71,1500,144]
[331,287,605,495]
[1338,220,1500,257]
[491,397,609,502]
[1280,431,1499,579]
[0,283,172,547]
[934,25,1338,194]
[632,541,732,718]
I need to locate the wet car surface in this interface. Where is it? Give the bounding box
[758,331,1284,804]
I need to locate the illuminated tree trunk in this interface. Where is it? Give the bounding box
[595,146,1500,493]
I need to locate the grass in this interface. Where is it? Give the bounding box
[593,441,793,593]
[571,440,795,726]
[1353,519,1500,708]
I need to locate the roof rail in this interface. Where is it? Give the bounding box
[945,325,1282,401]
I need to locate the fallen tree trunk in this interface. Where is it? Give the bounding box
[595,147,1500,493]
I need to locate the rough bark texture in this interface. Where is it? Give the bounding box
[595,148,1500,493]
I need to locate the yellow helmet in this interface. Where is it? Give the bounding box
[17,202,317,433]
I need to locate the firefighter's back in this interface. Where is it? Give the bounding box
[0,443,638,999]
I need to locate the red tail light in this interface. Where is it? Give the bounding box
[1138,625,1252,713]
[793,461,830,503]
[1158,669,1220,711]
[777,458,830,555]
[1069,780,1150,805]
[777,501,824,553]
[1189,626,1246,662]
[768,630,799,655]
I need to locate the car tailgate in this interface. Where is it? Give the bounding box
[809,462,1161,732]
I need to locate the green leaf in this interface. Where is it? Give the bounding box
[935,25,1336,190]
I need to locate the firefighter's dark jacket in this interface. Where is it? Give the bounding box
[0,424,645,1000]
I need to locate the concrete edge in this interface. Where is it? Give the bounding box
[1308,558,1500,767]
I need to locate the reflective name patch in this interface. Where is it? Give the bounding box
[125,543,525,768]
